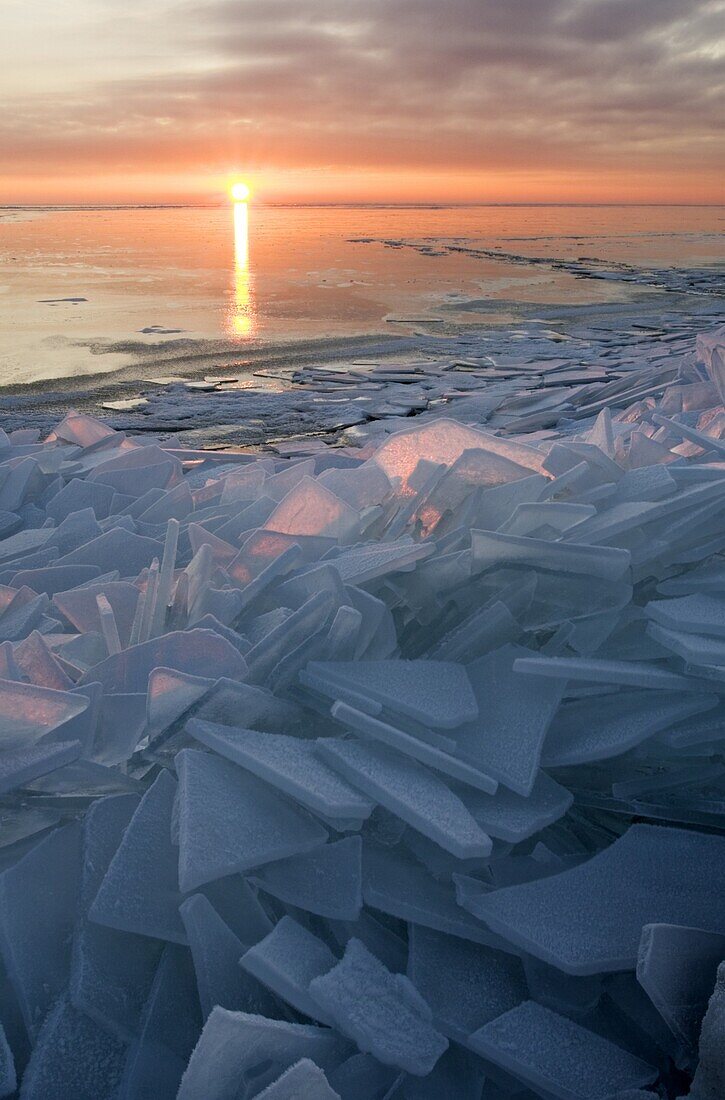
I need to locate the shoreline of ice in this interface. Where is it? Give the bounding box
[0,296,724,1096]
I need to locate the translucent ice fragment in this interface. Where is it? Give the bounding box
[10,563,100,596]
[460,771,573,843]
[326,539,432,586]
[306,659,478,728]
[637,923,725,1049]
[407,925,527,1044]
[57,526,164,576]
[180,894,279,1021]
[176,748,328,892]
[647,593,725,637]
[117,945,202,1100]
[514,655,709,692]
[186,720,374,820]
[454,644,565,795]
[177,1008,350,1100]
[468,1001,656,1100]
[542,691,717,766]
[70,793,163,1041]
[461,824,725,974]
[90,769,187,943]
[240,916,337,1024]
[256,1059,341,1100]
[309,938,448,1075]
[318,739,492,859]
[266,478,360,539]
[0,739,81,794]
[53,580,139,647]
[362,843,505,948]
[0,822,81,1037]
[471,528,631,582]
[146,667,214,740]
[19,995,126,1100]
[0,677,88,750]
[249,837,362,920]
[78,627,247,692]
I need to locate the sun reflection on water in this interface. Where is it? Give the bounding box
[232,198,253,336]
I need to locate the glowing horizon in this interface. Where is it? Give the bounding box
[1,1,723,206]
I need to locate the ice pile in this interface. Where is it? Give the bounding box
[0,325,723,1098]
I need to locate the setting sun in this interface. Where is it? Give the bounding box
[231,181,251,202]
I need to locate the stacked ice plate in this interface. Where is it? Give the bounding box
[0,327,724,1099]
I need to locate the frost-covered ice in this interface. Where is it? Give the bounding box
[0,317,723,1096]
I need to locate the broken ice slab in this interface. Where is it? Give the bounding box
[0,677,89,750]
[78,627,248,692]
[362,842,510,949]
[56,526,164,577]
[248,836,362,920]
[324,538,433,586]
[460,825,725,974]
[146,667,214,741]
[646,593,725,637]
[372,418,546,494]
[460,771,573,843]
[186,720,374,820]
[70,793,163,1042]
[514,655,713,693]
[0,1024,13,1099]
[117,944,202,1100]
[471,528,631,582]
[265,478,361,540]
[176,1008,351,1100]
[90,770,187,943]
[255,1059,341,1100]
[9,563,101,596]
[407,925,527,1044]
[304,659,478,728]
[468,1001,656,1100]
[176,748,329,892]
[542,691,717,766]
[646,620,725,667]
[240,916,337,1025]
[0,739,81,794]
[0,822,81,1038]
[309,938,448,1075]
[454,645,565,795]
[636,923,725,1050]
[180,894,279,1021]
[318,738,492,859]
[19,995,126,1100]
[53,580,139,647]
[330,702,498,794]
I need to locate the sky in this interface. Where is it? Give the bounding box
[1,0,723,204]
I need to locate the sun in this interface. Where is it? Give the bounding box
[231,181,251,202]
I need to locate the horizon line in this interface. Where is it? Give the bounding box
[2,201,724,211]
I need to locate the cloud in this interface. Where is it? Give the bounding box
[1,0,723,196]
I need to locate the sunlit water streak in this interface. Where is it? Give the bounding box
[231,200,253,337]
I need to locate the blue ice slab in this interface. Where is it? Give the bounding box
[310,938,448,1076]
[0,822,80,1039]
[256,1059,341,1099]
[0,676,88,750]
[117,945,202,1100]
[637,922,725,1050]
[71,793,163,1042]
[542,691,716,766]
[646,593,725,637]
[318,738,492,859]
[57,526,163,576]
[0,739,81,794]
[240,916,337,1024]
[407,925,527,1044]
[19,995,126,1100]
[177,1008,351,1100]
[0,1023,14,1099]
[468,1000,656,1100]
[305,659,478,728]
[180,894,280,1021]
[78,627,248,692]
[89,770,187,943]
[186,719,374,820]
[459,770,573,842]
[454,644,566,795]
[249,837,362,920]
[461,825,725,974]
[176,748,328,892]
[362,842,509,949]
